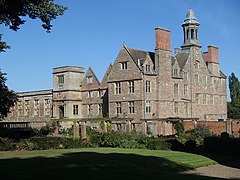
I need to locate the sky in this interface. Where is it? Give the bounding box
[0,0,240,100]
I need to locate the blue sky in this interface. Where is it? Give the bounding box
[0,0,240,100]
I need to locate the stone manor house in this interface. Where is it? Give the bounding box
[4,9,227,135]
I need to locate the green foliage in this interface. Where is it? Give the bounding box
[87,130,176,150]
[228,73,240,119]
[0,0,67,52]
[184,140,197,152]
[166,139,184,151]
[59,126,74,138]
[17,139,36,150]
[204,135,240,155]
[119,139,146,149]
[0,137,13,151]
[6,137,90,151]
[89,131,121,147]
[174,121,184,134]
[147,138,171,150]
[0,70,18,119]
[0,34,10,52]
[177,126,212,146]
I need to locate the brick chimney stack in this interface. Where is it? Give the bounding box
[155,27,171,51]
[203,45,219,63]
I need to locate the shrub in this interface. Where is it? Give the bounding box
[17,139,36,150]
[119,139,146,149]
[185,140,196,152]
[28,137,63,150]
[166,139,184,151]
[62,138,89,149]
[174,121,184,134]
[181,126,212,146]
[147,138,171,150]
[60,127,74,138]
[0,137,14,151]
[204,136,240,155]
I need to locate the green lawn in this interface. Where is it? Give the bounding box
[0,148,218,180]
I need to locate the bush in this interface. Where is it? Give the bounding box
[174,121,184,134]
[119,139,146,149]
[204,136,240,155]
[166,139,184,151]
[14,137,90,151]
[185,140,196,152]
[0,137,14,151]
[179,126,212,146]
[147,138,171,150]
[17,139,36,150]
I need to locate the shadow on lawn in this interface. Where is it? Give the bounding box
[0,152,223,180]
[197,151,240,170]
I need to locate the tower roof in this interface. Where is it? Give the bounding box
[182,8,199,25]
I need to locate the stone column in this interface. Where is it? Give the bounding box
[142,121,147,135]
[53,123,59,137]
[193,120,197,128]
[126,120,131,133]
[81,121,87,140]
[73,122,80,139]
[103,121,107,133]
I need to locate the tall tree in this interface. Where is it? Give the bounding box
[0,0,67,118]
[228,73,240,119]
[0,71,18,119]
[0,0,67,51]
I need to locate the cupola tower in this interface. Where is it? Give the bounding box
[181,8,201,48]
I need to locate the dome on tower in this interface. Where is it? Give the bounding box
[183,8,199,25]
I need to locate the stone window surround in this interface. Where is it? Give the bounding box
[87,76,93,84]
[58,75,64,84]
[173,83,179,95]
[128,101,135,114]
[116,102,122,114]
[128,81,134,94]
[145,101,151,113]
[120,61,128,70]
[73,105,79,115]
[145,80,151,93]
[115,82,121,94]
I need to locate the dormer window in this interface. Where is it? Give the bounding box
[145,65,151,72]
[87,76,93,84]
[120,62,128,70]
[173,69,178,76]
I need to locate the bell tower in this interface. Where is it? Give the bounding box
[181,8,201,48]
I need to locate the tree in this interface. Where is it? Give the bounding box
[0,0,67,118]
[0,71,18,119]
[0,0,67,51]
[228,73,240,119]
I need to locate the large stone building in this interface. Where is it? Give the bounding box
[4,9,227,133]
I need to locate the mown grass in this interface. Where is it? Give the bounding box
[0,148,218,180]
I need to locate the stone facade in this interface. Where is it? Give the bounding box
[4,9,227,135]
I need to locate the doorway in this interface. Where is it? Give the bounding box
[59,106,64,119]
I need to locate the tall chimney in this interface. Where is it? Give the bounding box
[203,45,219,63]
[155,27,171,51]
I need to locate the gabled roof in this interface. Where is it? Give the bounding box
[100,64,112,89]
[220,70,227,78]
[175,51,190,70]
[125,46,155,69]
[81,67,100,91]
